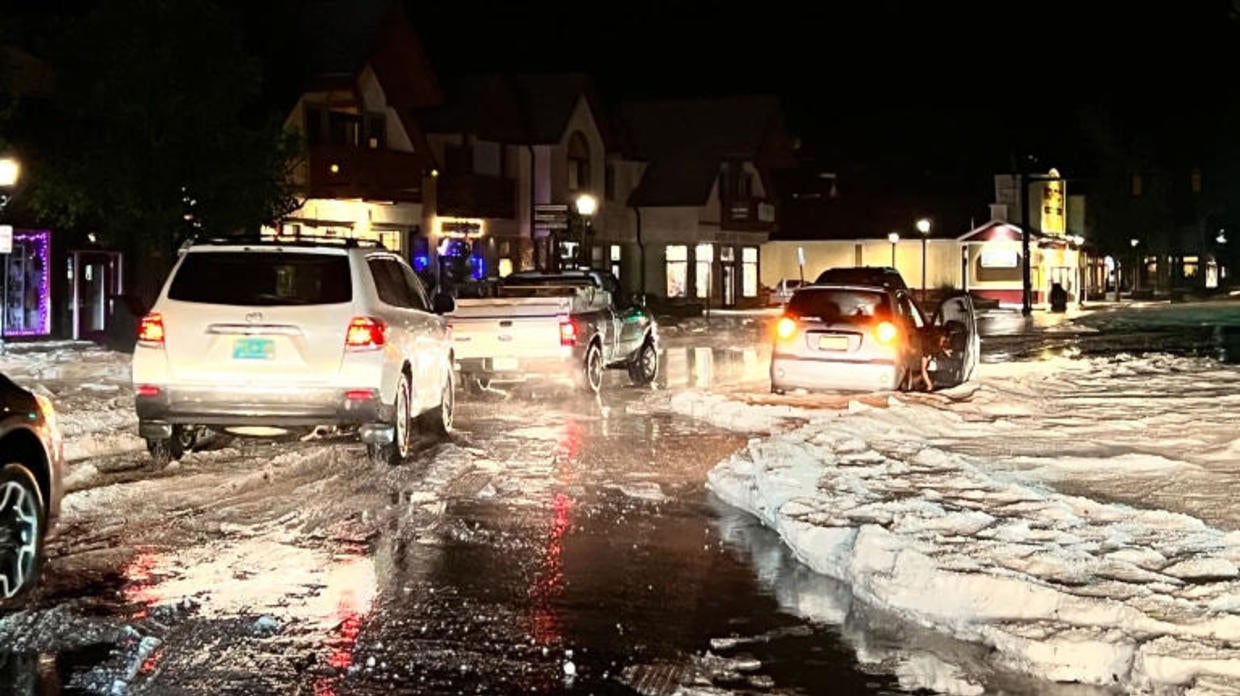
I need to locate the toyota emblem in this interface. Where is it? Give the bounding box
[245,312,264,323]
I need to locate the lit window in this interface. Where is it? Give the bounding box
[742,246,758,297]
[695,244,714,299]
[499,258,514,277]
[666,245,688,298]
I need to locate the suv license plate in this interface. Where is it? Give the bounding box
[817,335,849,351]
[492,357,518,371]
[233,338,275,360]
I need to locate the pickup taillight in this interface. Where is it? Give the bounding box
[559,316,578,346]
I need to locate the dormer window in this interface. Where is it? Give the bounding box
[567,132,590,192]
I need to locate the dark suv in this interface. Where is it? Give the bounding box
[0,373,64,600]
[814,266,909,290]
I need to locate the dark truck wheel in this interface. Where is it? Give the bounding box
[628,340,659,386]
[579,342,604,394]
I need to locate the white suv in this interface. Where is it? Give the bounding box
[131,237,456,466]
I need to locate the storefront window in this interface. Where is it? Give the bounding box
[4,229,52,337]
[742,247,758,297]
[666,245,688,298]
[695,243,714,299]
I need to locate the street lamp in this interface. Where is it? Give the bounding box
[574,193,597,268]
[888,232,899,267]
[1017,162,1067,315]
[1130,238,1140,293]
[0,158,19,188]
[916,218,931,301]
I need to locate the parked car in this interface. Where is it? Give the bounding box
[769,278,808,305]
[0,372,64,601]
[131,236,457,466]
[813,266,909,291]
[770,283,977,393]
[449,269,659,394]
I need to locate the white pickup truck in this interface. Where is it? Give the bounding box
[449,270,659,394]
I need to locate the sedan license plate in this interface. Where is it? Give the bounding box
[232,338,275,360]
[492,357,518,371]
[817,335,849,351]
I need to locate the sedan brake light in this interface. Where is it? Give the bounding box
[345,316,387,350]
[775,316,798,341]
[874,320,899,345]
[138,313,166,347]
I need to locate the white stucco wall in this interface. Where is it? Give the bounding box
[763,240,965,289]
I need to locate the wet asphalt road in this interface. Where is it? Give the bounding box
[4,306,1239,694]
[0,331,910,695]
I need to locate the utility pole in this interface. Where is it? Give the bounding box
[1020,170,1032,316]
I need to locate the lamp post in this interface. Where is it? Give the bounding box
[1129,238,1140,294]
[916,217,931,302]
[888,232,899,267]
[0,156,21,351]
[575,193,597,270]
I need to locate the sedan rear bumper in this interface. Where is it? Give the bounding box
[770,354,899,393]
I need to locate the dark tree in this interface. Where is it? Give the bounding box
[5,0,300,297]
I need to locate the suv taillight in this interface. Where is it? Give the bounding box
[559,317,578,346]
[345,316,387,350]
[138,313,166,347]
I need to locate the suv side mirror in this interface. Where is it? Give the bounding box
[432,293,456,315]
[630,293,647,309]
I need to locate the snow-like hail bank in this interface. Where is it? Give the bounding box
[669,353,1240,693]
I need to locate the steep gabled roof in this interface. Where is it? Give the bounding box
[416,72,609,147]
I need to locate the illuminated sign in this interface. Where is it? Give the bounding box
[435,216,485,239]
[980,249,1019,268]
[1041,170,1065,236]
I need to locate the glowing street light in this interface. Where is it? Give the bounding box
[888,232,899,267]
[575,193,597,217]
[573,193,598,269]
[916,218,931,301]
[0,157,19,188]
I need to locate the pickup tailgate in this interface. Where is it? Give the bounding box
[449,297,570,364]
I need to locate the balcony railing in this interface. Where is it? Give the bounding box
[436,172,517,220]
[305,145,424,203]
[723,198,777,231]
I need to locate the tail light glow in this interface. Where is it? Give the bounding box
[137,313,166,347]
[345,389,378,401]
[136,385,161,397]
[345,317,387,350]
[775,316,798,341]
[875,320,899,345]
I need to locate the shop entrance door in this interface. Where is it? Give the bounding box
[72,250,123,341]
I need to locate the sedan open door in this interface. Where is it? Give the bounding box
[927,292,980,387]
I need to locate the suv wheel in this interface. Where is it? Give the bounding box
[368,373,412,466]
[146,425,191,467]
[424,370,454,437]
[0,463,46,601]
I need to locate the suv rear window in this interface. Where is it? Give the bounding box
[168,252,351,306]
[787,288,891,323]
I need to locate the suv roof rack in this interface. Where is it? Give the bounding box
[181,233,388,252]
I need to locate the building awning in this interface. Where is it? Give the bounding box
[957,220,1058,244]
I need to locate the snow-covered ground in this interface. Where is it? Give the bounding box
[667,349,1240,693]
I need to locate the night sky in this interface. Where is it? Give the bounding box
[8,0,1240,204]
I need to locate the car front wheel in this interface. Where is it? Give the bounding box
[0,463,47,601]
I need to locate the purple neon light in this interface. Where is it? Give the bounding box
[5,229,52,336]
